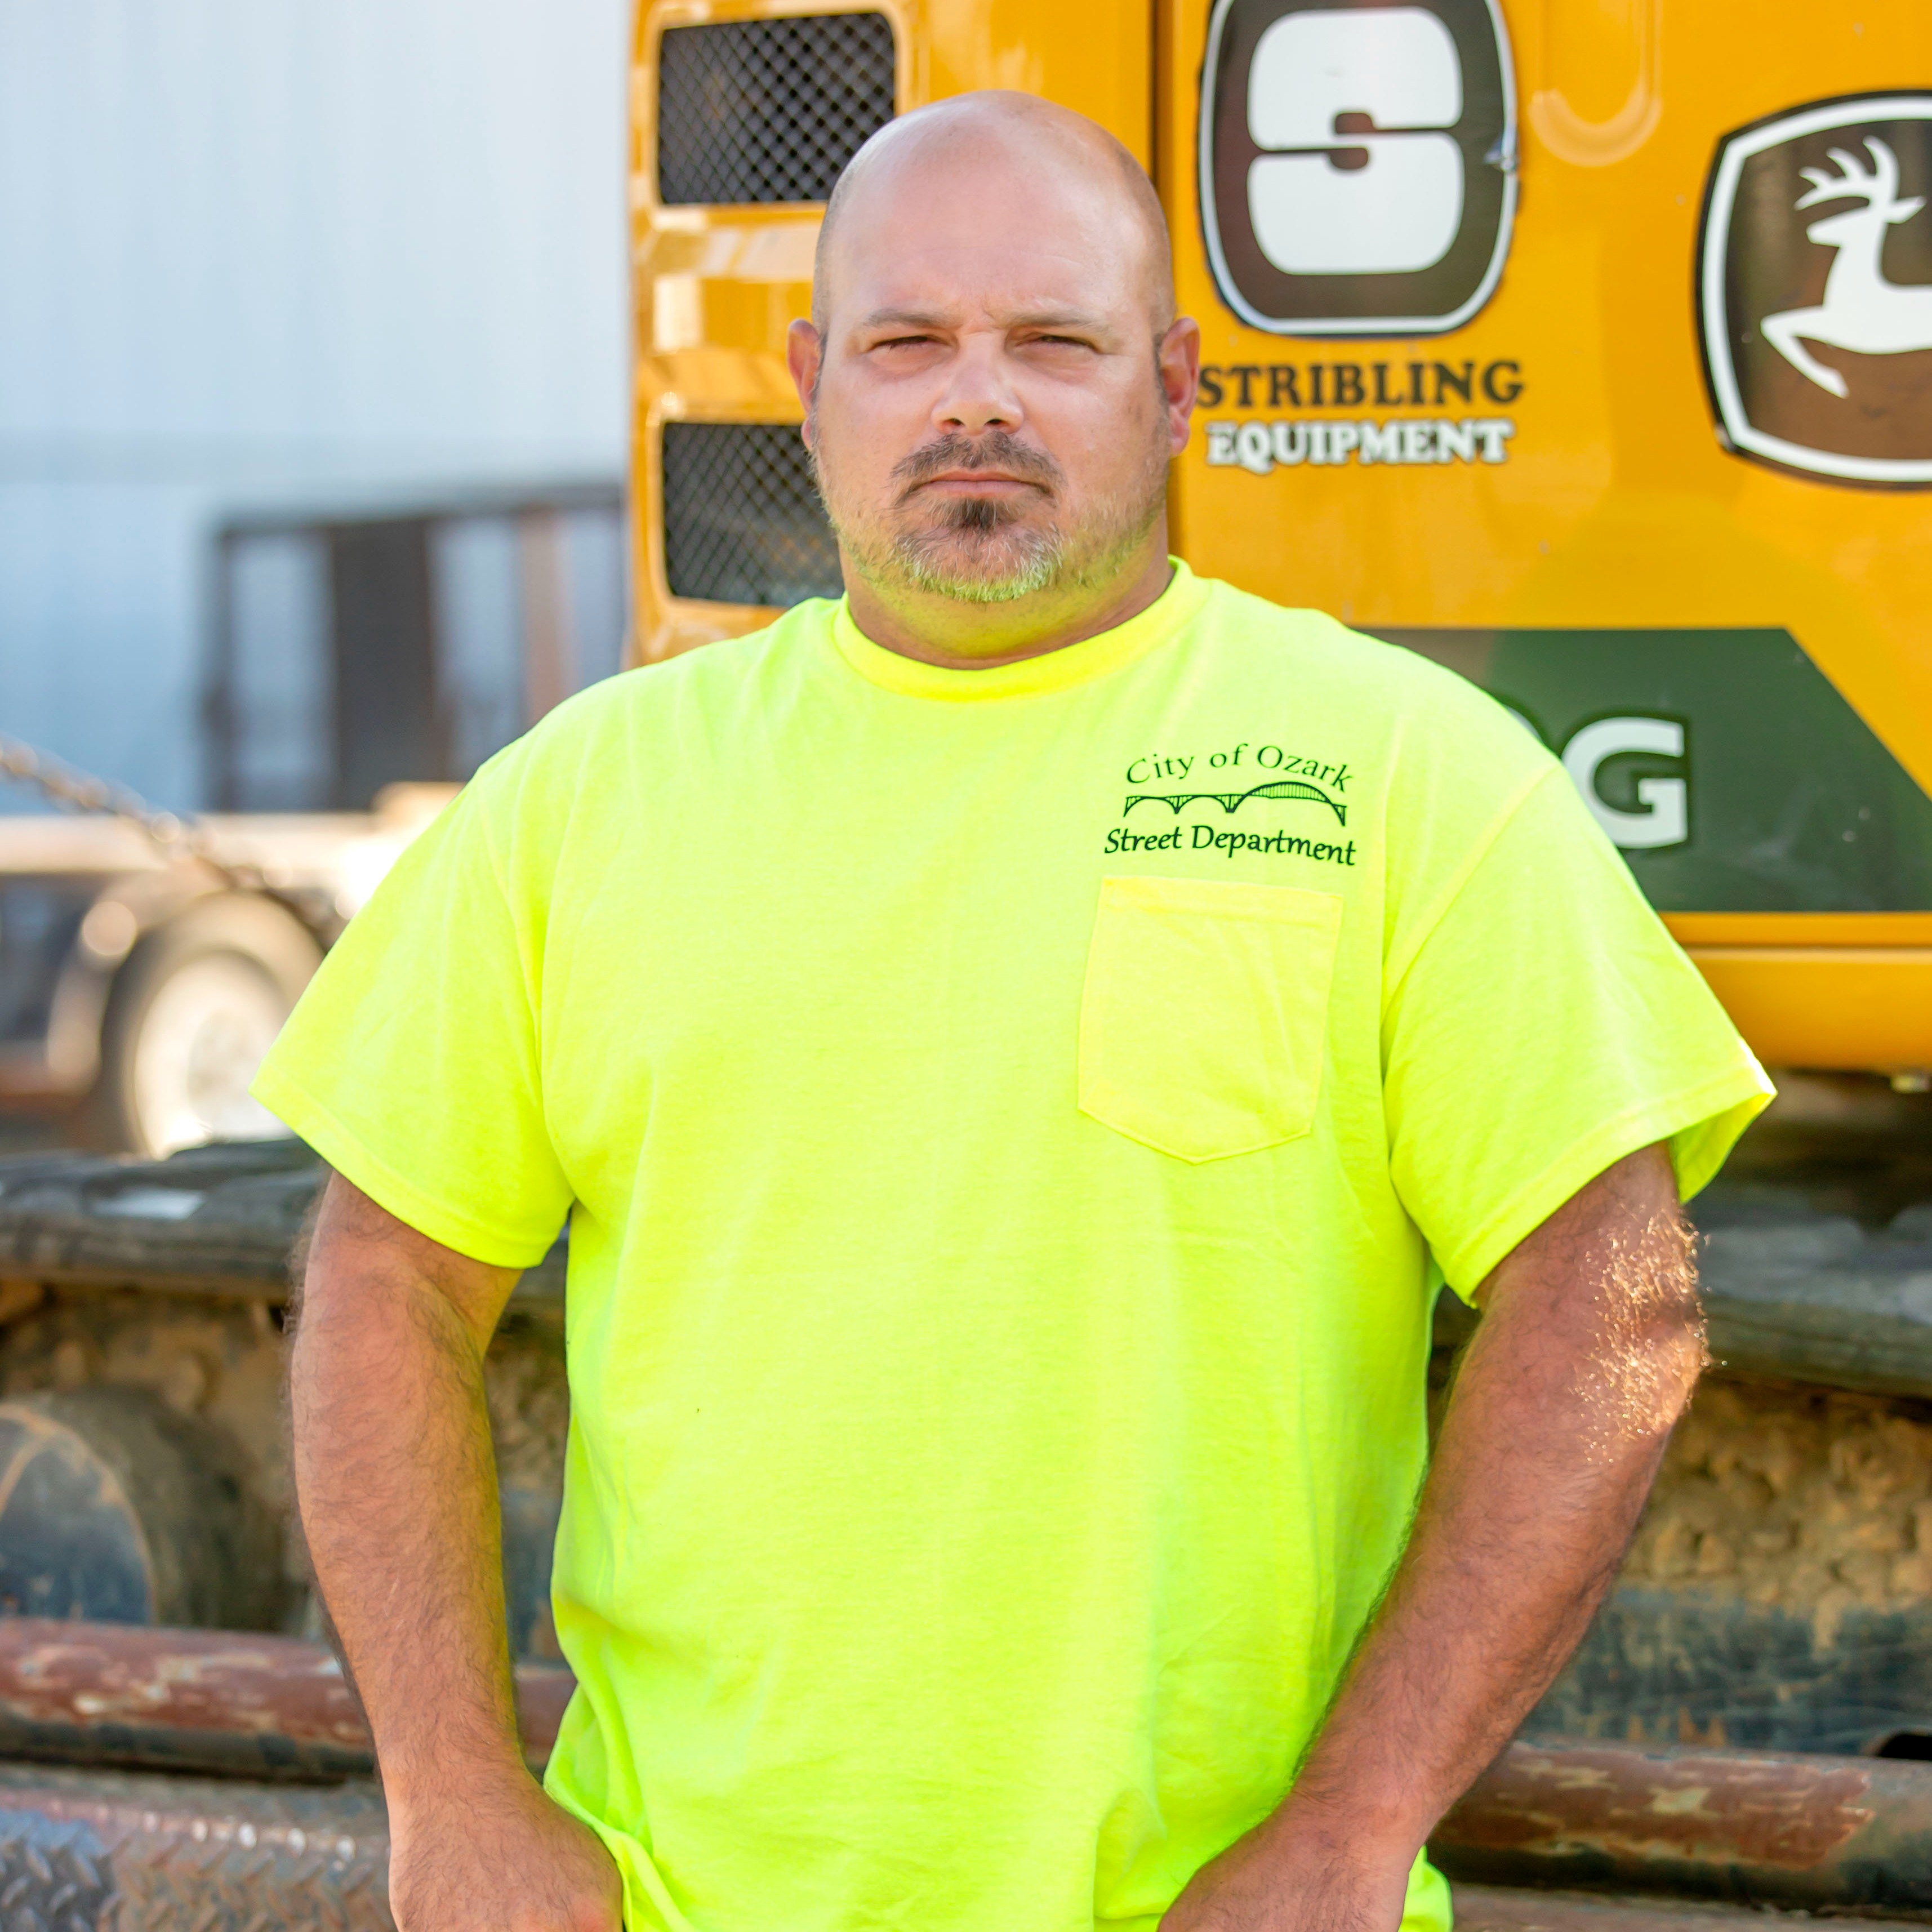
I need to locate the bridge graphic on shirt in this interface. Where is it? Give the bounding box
[1123,779,1347,826]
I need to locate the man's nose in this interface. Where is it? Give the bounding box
[932,337,1023,435]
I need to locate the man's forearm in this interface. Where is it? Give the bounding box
[290,1178,525,1801]
[290,1179,621,1932]
[1283,1146,1701,1858]
[1163,1145,1702,1927]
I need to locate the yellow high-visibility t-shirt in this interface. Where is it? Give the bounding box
[255,563,1770,1932]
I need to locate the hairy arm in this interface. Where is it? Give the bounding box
[290,1175,619,1932]
[1162,1142,1703,1932]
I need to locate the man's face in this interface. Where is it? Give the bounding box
[793,140,1196,607]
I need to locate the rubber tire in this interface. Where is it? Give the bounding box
[0,1386,282,1627]
[88,894,323,1156]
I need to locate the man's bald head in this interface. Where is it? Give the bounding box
[812,92,1174,333]
[786,87,1200,653]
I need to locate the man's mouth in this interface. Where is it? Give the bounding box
[891,431,1064,505]
[912,471,1043,495]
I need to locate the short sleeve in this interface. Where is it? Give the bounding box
[251,763,572,1268]
[1382,764,1773,1299]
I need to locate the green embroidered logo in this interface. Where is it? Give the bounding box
[1123,778,1347,826]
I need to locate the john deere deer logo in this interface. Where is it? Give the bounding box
[1699,95,1932,487]
[1763,140,1932,397]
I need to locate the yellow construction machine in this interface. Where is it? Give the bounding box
[630,0,1932,1076]
[626,0,1932,1764]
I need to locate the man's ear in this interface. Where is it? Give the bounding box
[787,320,823,446]
[1158,317,1202,455]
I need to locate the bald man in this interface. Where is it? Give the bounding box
[262,94,1769,1932]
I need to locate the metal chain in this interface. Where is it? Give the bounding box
[0,734,243,880]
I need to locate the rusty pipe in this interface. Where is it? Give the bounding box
[0,1618,573,1781]
[4,1625,1932,1917]
[1433,1738,1932,1913]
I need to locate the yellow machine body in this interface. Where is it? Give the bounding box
[629,0,1932,1074]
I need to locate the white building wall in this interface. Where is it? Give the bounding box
[0,0,630,807]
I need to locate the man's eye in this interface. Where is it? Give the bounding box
[1030,335,1097,351]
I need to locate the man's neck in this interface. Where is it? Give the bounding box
[841,527,1175,670]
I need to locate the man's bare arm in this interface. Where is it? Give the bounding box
[1162,1142,1701,1932]
[290,1175,620,1932]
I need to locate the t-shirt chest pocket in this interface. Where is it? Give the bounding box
[1077,875,1343,1163]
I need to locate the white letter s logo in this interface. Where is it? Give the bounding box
[1247,8,1464,275]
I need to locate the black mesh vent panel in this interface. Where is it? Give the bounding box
[657,12,896,205]
[662,422,842,607]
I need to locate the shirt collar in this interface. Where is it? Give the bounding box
[829,560,1210,702]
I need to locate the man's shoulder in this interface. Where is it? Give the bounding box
[1187,577,1545,756]
[1190,578,1492,705]
[486,602,830,769]
[447,603,833,853]
[1177,577,1566,864]
[541,600,829,733]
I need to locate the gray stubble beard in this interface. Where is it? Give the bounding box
[811,428,1169,608]
[887,497,1067,604]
